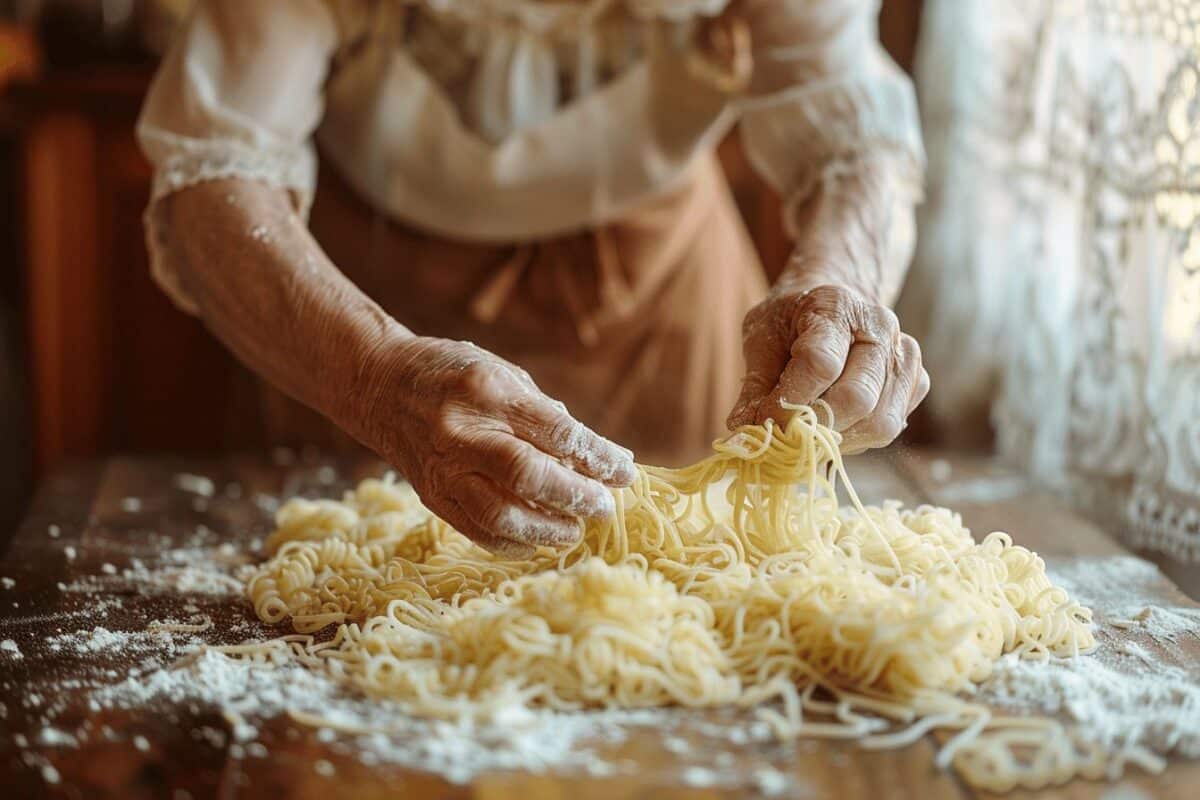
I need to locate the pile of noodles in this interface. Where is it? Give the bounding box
[235,405,1112,791]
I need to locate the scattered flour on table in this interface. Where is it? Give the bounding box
[979,653,1200,759]
[38,728,78,747]
[173,473,216,498]
[976,556,1200,765]
[12,524,808,794]
[63,553,246,598]
[15,512,1200,793]
[46,627,203,658]
[1048,555,1200,642]
[89,648,796,789]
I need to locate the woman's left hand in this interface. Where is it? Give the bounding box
[727,282,929,454]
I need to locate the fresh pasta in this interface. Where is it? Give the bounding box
[239,405,1104,791]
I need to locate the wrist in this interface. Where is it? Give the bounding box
[328,320,419,443]
[774,253,880,305]
[780,158,908,306]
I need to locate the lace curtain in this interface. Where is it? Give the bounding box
[900,0,1200,564]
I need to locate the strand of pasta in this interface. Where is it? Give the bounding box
[231,405,1103,791]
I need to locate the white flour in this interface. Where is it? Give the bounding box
[8,502,811,796]
[980,653,1200,759]
[45,626,204,658]
[63,554,246,598]
[1048,556,1200,642]
[173,473,216,498]
[89,647,798,790]
[9,504,1199,794]
[975,556,1200,766]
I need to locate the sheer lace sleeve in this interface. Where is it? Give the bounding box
[736,0,925,238]
[136,0,337,311]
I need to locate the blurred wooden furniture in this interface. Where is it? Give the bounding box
[0,23,39,84]
[7,68,260,478]
[1,448,1196,798]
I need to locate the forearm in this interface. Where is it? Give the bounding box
[775,154,917,306]
[157,178,411,434]
[155,178,632,553]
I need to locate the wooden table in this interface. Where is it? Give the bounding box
[1,450,1197,799]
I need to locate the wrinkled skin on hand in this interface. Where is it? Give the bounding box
[728,284,930,454]
[357,336,637,558]
[159,180,632,559]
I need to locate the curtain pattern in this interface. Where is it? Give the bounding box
[903,0,1200,562]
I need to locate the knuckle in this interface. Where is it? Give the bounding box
[805,285,855,319]
[431,405,456,435]
[477,497,517,537]
[805,284,844,307]
[915,369,932,401]
[876,306,901,335]
[455,360,502,398]
[431,407,467,449]
[873,412,905,442]
[840,380,878,416]
[794,341,844,383]
[546,415,582,454]
[741,304,767,337]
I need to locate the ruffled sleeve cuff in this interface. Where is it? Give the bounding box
[137,129,318,315]
[738,61,925,238]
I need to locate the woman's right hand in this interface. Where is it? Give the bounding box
[351,336,637,557]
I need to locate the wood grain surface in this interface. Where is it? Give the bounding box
[0,450,1196,799]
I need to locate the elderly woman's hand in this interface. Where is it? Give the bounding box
[727,283,929,454]
[727,150,929,453]
[355,336,636,557]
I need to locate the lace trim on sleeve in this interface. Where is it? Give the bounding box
[738,72,926,238]
[141,133,318,314]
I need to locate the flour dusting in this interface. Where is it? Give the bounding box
[974,555,1200,771]
[7,489,1199,795]
[90,648,791,788]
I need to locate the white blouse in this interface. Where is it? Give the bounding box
[138,0,923,308]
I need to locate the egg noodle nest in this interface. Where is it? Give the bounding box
[229,406,1118,791]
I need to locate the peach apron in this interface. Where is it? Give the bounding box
[261,153,767,466]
